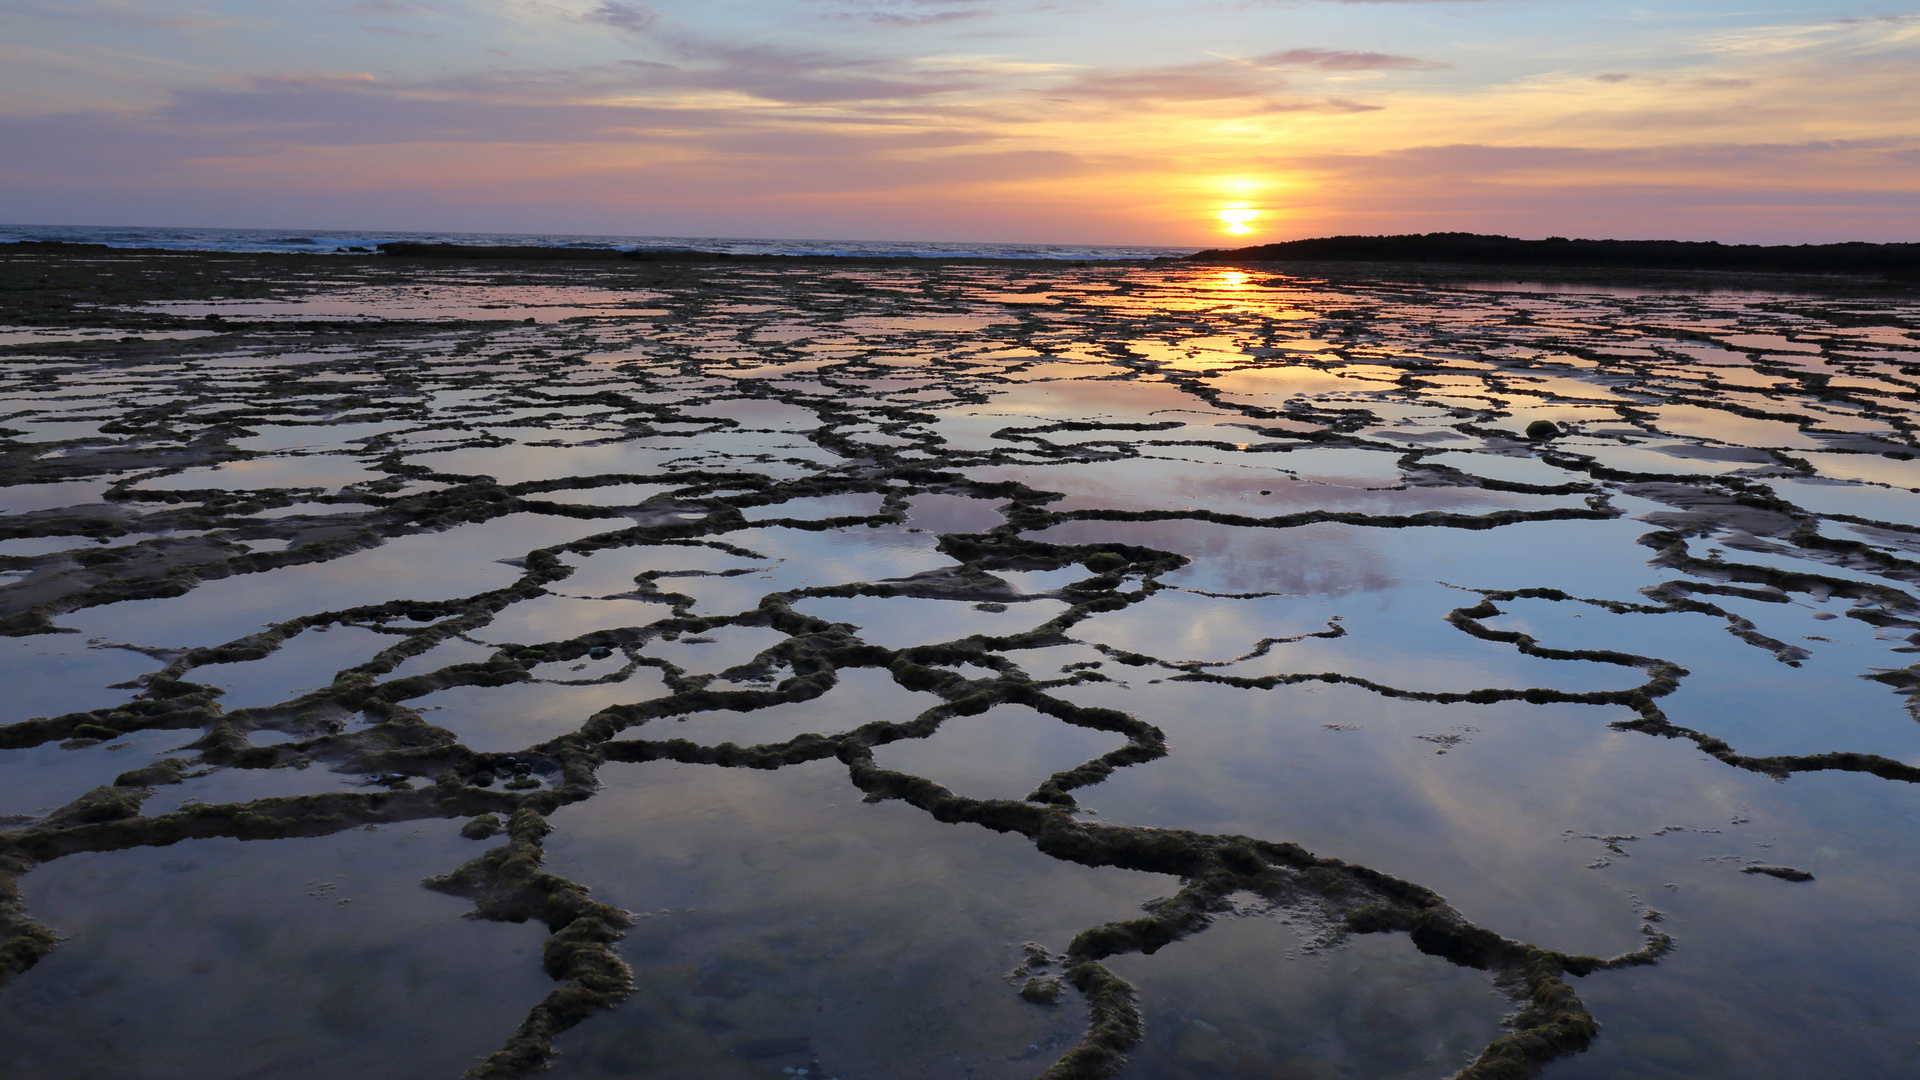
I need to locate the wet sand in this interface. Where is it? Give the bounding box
[2,248,1919,1079]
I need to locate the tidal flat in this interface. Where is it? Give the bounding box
[2,247,1918,1079]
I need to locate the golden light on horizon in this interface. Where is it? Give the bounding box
[1217,206,1259,236]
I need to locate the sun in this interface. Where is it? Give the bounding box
[1217,206,1258,236]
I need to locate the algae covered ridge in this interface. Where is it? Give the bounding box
[1,249,1918,1079]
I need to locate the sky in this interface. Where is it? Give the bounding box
[3,0,1919,246]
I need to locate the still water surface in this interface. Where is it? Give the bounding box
[2,257,1918,1078]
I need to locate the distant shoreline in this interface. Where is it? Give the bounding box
[10,230,1918,280]
[0,239,1181,268]
[1186,232,1920,280]
[0,226,1190,262]
[6,234,1917,292]
[368,241,1183,265]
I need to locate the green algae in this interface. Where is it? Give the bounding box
[425,808,636,1078]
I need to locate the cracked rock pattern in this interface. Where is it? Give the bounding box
[3,252,1920,1079]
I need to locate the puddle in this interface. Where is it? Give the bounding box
[231,420,418,454]
[969,456,1584,517]
[2,821,554,1080]
[644,625,791,677]
[191,624,390,708]
[1107,917,1502,1079]
[650,667,934,746]
[541,755,1173,1080]
[136,457,383,493]
[408,669,669,752]
[539,483,681,507]
[379,635,502,681]
[241,500,375,520]
[470,593,670,645]
[870,702,1125,803]
[1764,477,1920,527]
[140,761,361,816]
[741,491,887,521]
[409,441,688,485]
[792,595,1072,649]
[553,542,762,598]
[0,477,124,514]
[0,728,193,819]
[668,525,960,616]
[0,637,160,724]
[903,492,1006,533]
[55,513,624,646]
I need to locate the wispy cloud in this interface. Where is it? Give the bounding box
[333,0,451,15]
[821,0,1001,26]
[360,24,440,38]
[4,0,229,31]
[582,1,658,35]
[1040,47,1434,106]
[1260,48,1444,70]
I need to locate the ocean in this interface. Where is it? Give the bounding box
[0,223,1195,261]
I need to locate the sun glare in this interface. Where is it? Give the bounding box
[1217,207,1259,236]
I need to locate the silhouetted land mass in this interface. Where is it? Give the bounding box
[1188,232,1920,279]
[13,235,1915,279]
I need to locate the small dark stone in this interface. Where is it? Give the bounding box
[1741,865,1814,882]
[1525,420,1562,440]
[1084,551,1127,573]
[587,645,613,659]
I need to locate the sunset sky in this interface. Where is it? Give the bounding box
[4,1,1918,246]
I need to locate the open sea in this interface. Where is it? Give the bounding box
[0,223,1195,261]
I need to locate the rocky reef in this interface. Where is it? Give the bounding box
[1,248,1917,1079]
